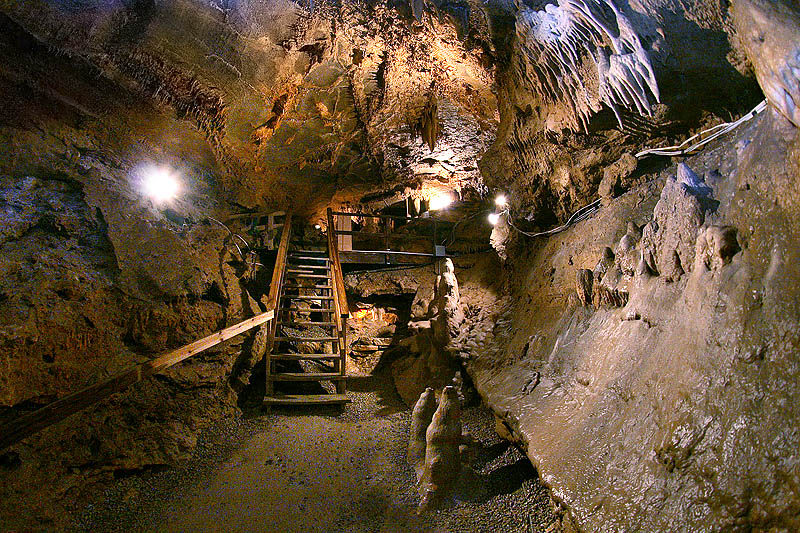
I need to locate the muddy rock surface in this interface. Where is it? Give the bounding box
[460,109,800,531]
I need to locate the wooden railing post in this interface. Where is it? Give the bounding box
[264,214,293,397]
[327,209,350,392]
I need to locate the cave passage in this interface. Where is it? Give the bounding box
[1,0,799,531]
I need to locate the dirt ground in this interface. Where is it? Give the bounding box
[75,369,558,532]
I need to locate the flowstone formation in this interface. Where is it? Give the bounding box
[516,0,660,132]
[463,106,800,531]
[392,258,466,406]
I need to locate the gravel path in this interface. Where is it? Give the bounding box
[76,370,558,532]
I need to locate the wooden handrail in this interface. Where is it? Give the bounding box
[265,214,292,330]
[327,208,349,318]
[327,209,349,388]
[264,214,292,396]
[0,308,275,450]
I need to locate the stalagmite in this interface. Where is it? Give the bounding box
[408,387,437,478]
[417,386,463,512]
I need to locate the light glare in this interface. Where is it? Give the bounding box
[495,194,507,207]
[429,192,454,211]
[144,168,180,202]
[488,212,500,225]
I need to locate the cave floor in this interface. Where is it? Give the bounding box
[76,369,556,532]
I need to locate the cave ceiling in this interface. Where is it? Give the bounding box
[2,0,502,218]
[1,0,766,224]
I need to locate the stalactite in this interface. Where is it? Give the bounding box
[414,94,440,151]
[515,0,660,131]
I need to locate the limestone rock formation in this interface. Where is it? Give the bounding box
[694,225,740,272]
[392,259,465,405]
[463,106,800,531]
[417,386,462,512]
[408,387,437,478]
[2,0,800,530]
[639,162,714,278]
[733,0,800,126]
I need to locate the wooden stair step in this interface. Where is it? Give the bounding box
[263,393,349,406]
[275,336,339,342]
[278,321,337,326]
[271,372,344,381]
[282,295,333,300]
[271,353,339,361]
[291,249,327,255]
[289,256,331,262]
[285,273,331,279]
[352,345,384,352]
[280,304,334,311]
[283,284,332,289]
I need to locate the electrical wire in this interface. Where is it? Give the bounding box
[635,99,767,159]
[502,198,601,238]
[207,216,254,267]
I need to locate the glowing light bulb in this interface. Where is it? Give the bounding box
[314,224,321,230]
[495,194,507,207]
[143,167,180,202]
[488,212,500,225]
[429,192,454,211]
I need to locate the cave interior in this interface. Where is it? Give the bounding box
[1,0,799,531]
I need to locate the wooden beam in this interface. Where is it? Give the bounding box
[0,309,275,451]
[330,211,417,221]
[226,210,285,221]
[333,230,431,241]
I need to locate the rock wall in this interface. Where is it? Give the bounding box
[463,107,800,530]
[0,0,499,218]
[0,15,273,528]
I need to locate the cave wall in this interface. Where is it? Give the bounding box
[462,107,800,530]
[1,0,500,218]
[480,0,763,228]
[0,15,270,528]
[459,2,800,529]
[1,0,799,529]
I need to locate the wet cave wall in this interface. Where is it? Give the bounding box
[469,105,800,531]
[465,1,800,529]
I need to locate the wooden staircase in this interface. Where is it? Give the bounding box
[263,211,350,406]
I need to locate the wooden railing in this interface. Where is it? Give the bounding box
[327,208,350,391]
[264,214,293,397]
[0,310,275,451]
[0,215,295,451]
[330,211,448,264]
